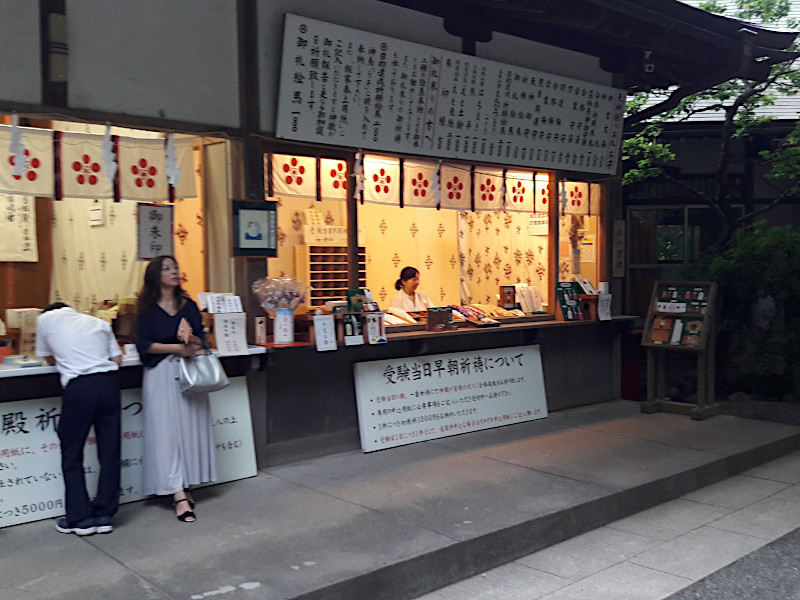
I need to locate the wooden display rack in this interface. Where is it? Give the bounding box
[640,280,719,420]
[295,245,366,308]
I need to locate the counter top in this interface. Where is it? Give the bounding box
[0,345,267,379]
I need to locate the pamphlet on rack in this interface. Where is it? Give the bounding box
[204,293,244,314]
[597,294,612,321]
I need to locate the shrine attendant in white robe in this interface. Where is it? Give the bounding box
[389,266,436,312]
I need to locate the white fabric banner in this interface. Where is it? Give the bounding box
[562,181,590,215]
[320,158,348,200]
[0,195,38,262]
[173,138,197,199]
[474,167,505,211]
[59,132,114,199]
[440,164,470,210]
[118,137,168,202]
[535,174,553,214]
[403,160,437,208]
[50,198,143,312]
[589,183,603,217]
[0,126,55,197]
[363,155,400,205]
[505,171,534,213]
[272,154,317,197]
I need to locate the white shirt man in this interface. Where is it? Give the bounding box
[35,303,122,536]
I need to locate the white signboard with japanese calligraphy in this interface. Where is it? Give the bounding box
[213,312,249,356]
[276,14,625,175]
[354,345,547,452]
[0,377,256,529]
[0,195,38,262]
[136,202,174,261]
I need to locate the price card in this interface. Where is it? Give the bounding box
[213,312,248,356]
[313,313,337,351]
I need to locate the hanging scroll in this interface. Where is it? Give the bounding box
[0,195,38,262]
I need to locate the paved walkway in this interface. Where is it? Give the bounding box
[417,450,800,600]
[3,400,800,600]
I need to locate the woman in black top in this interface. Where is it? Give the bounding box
[134,255,217,522]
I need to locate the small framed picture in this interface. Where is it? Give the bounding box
[231,200,278,257]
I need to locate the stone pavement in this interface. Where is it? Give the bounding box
[3,400,800,600]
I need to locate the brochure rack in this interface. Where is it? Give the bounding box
[640,281,719,420]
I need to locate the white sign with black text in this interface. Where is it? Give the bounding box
[0,377,256,529]
[277,15,625,175]
[354,345,548,452]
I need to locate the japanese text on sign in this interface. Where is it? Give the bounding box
[277,15,625,175]
[354,345,547,452]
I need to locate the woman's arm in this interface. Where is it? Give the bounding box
[147,341,197,357]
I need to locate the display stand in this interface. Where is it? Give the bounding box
[640,281,719,420]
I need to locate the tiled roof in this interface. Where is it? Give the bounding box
[638,1,800,122]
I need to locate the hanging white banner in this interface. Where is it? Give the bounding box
[562,181,590,215]
[535,174,553,214]
[118,137,168,202]
[0,195,38,262]
[589,183,603,217]
[272,154,317,197]
[173,138,197,199]
[59,132,115,199]
[0,126,55,197]
[440,164,470,210]
[320,158,348,200]
[403,160,438,208]
[505,171,534,213]
[363,155,400,205]
[474,167,504,211]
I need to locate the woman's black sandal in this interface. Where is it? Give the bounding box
[174,498,196,522]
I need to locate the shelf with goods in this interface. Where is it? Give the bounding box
[641,281,716,353]
[295,246,366,307]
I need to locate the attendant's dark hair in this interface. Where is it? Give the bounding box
[395,266,419,291]
[42,302,69,313]
[137,255,189,313]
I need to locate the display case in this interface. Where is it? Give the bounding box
[295,246,366,307]
[641,281,716,352]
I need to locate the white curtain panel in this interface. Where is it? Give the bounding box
[562,181,590,215]
[363,155,400,205]
[118,137,168,202]
[59,132,114,199]
[505,170,534,213]
[271,153,317,197]
[320,158,349,200]
[0,126,54,197]
[439,164,471,210]
[473,167,504,211]
[50,197,145,310]
[534,173,552,214]
[173,138,197,199]
[402,160,438,208]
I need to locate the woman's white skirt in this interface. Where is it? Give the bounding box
[141,356,217,496]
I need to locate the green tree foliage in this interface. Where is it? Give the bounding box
[690,222,800,394]
[623,0,800,245]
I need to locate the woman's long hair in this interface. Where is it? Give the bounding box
[136,255,189,313]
